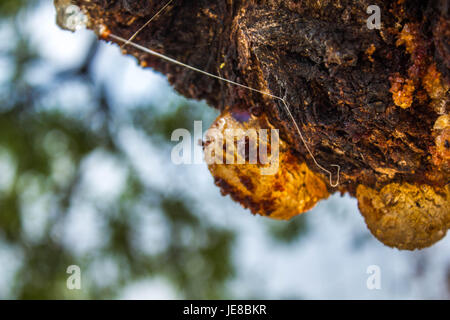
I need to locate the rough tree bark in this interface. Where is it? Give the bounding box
[56,0,449,250]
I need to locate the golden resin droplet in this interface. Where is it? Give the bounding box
[205,109,329,220]
[357,183,450,250]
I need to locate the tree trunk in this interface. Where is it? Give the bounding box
[61,0,449,250]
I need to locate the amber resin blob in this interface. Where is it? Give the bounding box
[205,109,329,220]
[357,183,450,250]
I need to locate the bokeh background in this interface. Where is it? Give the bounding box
[0,0,449,299]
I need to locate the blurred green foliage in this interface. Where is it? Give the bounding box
[0,0,309,299]
[266,215,308,244]
[0,0,30,18]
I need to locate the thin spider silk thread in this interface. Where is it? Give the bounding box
[120,0,174,50]
[109,34,340,187]
[108,4,341,187]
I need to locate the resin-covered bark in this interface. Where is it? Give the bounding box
[59,0,450,249]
